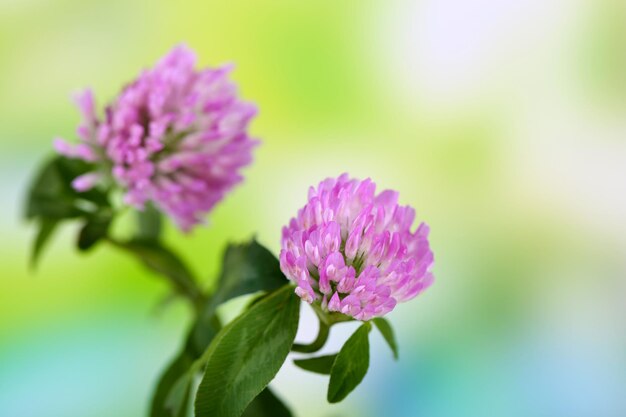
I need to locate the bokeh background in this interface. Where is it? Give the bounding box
[1,0,626,416]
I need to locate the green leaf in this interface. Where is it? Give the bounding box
[164,370,193,417]
[54,157,109,206]
[27,196,84,220]
[372,317,398,360]
[241,387,293,417]
[149,317,220,417]
[77,212,112,251]
[150,352,194,417]
[150,241,288,417]
[25,156,106,220]
[116,239,201,304]
[293,354,337,375]
[30,218,59,268]
[151,318,290,417]
[25,156,79,220]
[213,239,288,302]
[54,156,94,185]
[136,203,162,241]
[194,285,300,417]
[25,156,110,263]
[192,239,288,351]
[327,323,371,403]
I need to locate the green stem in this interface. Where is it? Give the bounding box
[291,302,355,353]
[291,318,330,353]
[105,236,206,310]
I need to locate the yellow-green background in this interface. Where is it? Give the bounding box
[1,1,626,416]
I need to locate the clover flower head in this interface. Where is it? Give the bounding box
[54,44,258,231]
[279,174,434,321]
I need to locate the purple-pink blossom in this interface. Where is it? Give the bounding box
[54,45,258,231]
[279,174,434,321]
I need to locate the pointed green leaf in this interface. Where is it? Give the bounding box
[150,353,193,417]
[25,156,107,220]
[213,239,288,301]
[192,239,288,351]
[194,285,300,417]
[241,387,293,417]
[54,157,109,207]
[293,354,337,375]
[150,241,288,417]
[149,316,220,417]
[25,156,80,220]
[164,370,193,417]
[77,212,112,251]
[27,196,84,220]
[30,217,59,268]
[25,156,111,264]
[327,323,371,403]
[373,317,398,360]
[149,319,285,417]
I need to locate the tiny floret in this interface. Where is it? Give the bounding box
[55,45,258,231]
[279,174,434,320]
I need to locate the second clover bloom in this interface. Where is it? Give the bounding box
[279,174,434,321]
[54,45,258,231]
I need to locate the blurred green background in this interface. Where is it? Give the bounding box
[1,0,626,416]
